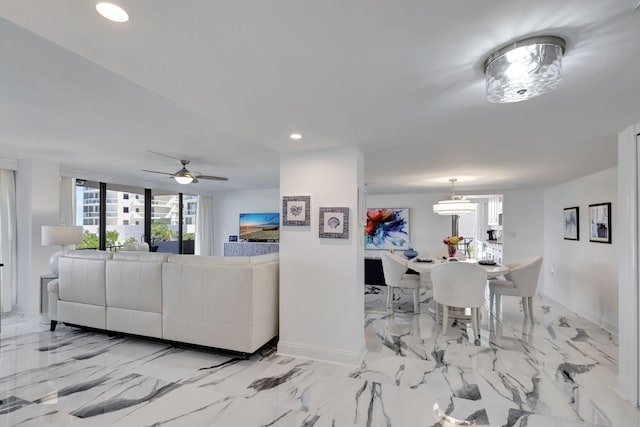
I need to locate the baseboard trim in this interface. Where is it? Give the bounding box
[277,340,366,367]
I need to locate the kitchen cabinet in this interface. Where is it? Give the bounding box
[488,194,502,226]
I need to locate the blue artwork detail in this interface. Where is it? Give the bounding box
[364,208,409,249]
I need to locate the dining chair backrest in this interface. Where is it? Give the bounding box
[380,251,409,288]
[431,262,487,308]
[503,256,543,297]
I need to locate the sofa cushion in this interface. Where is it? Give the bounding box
[167,252,279,266]
[65,250,113,260]
[112,252,169,263]
[106,255,165,313]
[58,256,108,306]
[121,242,149,252]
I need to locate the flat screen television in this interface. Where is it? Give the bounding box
[239,212,280,242]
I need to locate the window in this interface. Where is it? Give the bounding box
[151,192,197,254]
[75,180,196,254]
[75,183,101,248]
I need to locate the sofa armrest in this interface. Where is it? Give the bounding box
[48,279,59,321]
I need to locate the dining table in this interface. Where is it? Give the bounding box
[407,257,509,278]
[406,257,509,321]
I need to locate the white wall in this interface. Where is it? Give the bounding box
[502,189,545,297]
[278,148,365,366]
[544,167,618,333]
[15,159,60,313]
[617,122,639,405]
[212,188,279,256]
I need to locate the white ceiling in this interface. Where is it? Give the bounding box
[1,1,639,195]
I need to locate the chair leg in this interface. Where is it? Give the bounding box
[471,308,479,341]
[489,291,495,316]
[413,287,420,313]
[387,287,393,309]
[522,297,529,317]
[442,305,448,335]
[528,297,534,321]
[495,294,502,321]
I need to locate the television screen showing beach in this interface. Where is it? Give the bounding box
[239,213,280,241]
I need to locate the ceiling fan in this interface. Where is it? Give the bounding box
[142,160,228,184]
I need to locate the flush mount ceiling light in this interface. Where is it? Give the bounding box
[289,133,303,140]
[484,35,566,103]
[95,2,129,22]
[433,178,477,216]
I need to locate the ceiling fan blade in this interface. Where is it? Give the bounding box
[142,169,173,176]
[195,174,229,181]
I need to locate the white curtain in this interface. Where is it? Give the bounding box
[0,169,17,311]
[195,195,214,255]
[59,176,76,225]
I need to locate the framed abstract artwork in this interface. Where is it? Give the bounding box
[589,202,611,244]
[319,207,349,239]
[282,195,311,226]
[364,208,410,250]
[563,206,579,240]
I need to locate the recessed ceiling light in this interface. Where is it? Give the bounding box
[96,2,129,23]
[289,133,303,141]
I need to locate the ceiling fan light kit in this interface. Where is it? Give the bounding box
[484,35,566,103]
[142,159,228,184]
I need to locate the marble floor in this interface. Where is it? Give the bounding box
[0,287,635,426]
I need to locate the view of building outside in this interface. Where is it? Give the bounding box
[75,185,197,252]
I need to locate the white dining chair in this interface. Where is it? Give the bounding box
[380,251,423,313]
[489,256,543,321]
[431,261,487,339]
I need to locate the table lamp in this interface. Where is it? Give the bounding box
[41,225,84,276]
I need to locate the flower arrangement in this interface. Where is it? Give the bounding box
[443,236,463,258]
[442,236,463,246]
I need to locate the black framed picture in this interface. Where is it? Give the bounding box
[563,206,579,240]
[589,202,611,244]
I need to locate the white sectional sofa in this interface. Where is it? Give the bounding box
[48,250,279,355]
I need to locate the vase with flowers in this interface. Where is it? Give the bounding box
[442,236,463,258]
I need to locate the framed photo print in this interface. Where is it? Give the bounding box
[319,207,349,239]
[589,202,611,244]
[282,195,311,226]
[563,206,579,240]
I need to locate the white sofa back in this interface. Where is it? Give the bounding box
[162,253,279,353]
[105,251,170,337]
[57,250,113,329]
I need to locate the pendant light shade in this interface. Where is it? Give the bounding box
[484,36,566,103]
[433,179,476,216]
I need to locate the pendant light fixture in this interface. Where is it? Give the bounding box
[484,36,566,103]
[433,178,476,216]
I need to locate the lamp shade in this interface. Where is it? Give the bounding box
[41,225,84,246]
[174,175,194,184]
[432,178,477,216]
[433,199,476,215]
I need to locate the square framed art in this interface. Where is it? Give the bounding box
[282,195,311,226]
[319,207,349,239]
[563,206,579,240]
